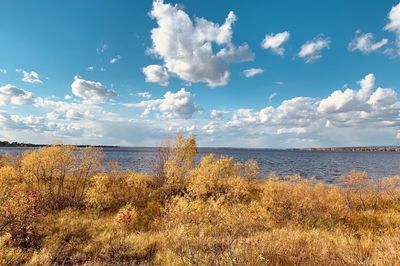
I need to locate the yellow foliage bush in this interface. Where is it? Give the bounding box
[164,134,197,184]
[19,145,103,209]
[85,171,153,211]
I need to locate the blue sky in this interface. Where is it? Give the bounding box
[0,0,400,147]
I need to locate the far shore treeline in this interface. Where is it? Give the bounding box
[0,140,119,149]
[1,139,399,152]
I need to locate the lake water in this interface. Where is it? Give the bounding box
[1,147,399,183]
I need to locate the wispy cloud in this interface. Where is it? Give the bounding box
[298,35,331,63]
[268,92,277,102]
[16,69,43,84]
[261,31,290,55]
[348,31,388,54]
[137,91,152,99]
[97,43,109,53]
[243,68,264,78]
[110,55,122,64]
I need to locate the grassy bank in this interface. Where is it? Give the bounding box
[1,135,400,265]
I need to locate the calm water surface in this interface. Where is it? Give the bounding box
[1,147,399,183]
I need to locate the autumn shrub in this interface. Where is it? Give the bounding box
[0,166,22,203]
[154,196,270,265]
[19,145,103,209]
[187,154,262,203]
[36,209,95,264]
[0,234,30,265]
[86,171,153,212]
[0,154,12,168]
[262,176,348,228]
[0,191,42,251]
[163,134,197,184]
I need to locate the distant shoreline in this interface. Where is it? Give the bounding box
[303,147,400,152]
[0,141,119,149]
[1,140,399,152]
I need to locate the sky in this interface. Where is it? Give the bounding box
[0,0,400,148]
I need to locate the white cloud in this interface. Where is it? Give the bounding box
[110,55,122,64]
[87,66,107,72]
[0,84,33,105]
[0,110,43,131]
[318,74,375,113]
[137,91,152,99]
[210,110,228,120]
[64,94,73,100]
[207,73,400,146]
[298,35,331,63]
[142,65,169,86]
[384,2,400,54]
[146,0,254,87]
[0,69,6,74]
[348,31,388,54]
[261,31,290,55]
[127,88,201,119]
[368,87,397,106]
[34,97,105,121]
[269,92,277,102]
[243,68,264,78]
[275,81,284,85]
[16,69,43,84]
[0,72,398,148]
[97,43,108,53]
[71,76,117,103]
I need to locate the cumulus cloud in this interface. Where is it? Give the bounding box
[1,72,398,148]
[210,110,228,120]
[243,68,264,78]
[204,73,400,146]
[0,111,35,131]
[146,0,254,87]
[34,98,99,121]
[127,88,201,119]
[318,74,375,113]
[142,65,169,86]
[298,36,330,63]
[348,31,388,54]
[0,84,33,105]
[261,31,290,55]
[16,69,43,84]
[137,91,152,99]
[384,2,400,54]
[71,76,117,103]
[0,69,6,74]
[110,55,122,64]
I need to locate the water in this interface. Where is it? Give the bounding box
[1,147,399,183]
